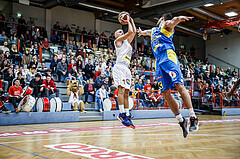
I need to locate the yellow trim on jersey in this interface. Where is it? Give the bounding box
[167,49,177,65]
[151,35,161,43]
[161,26,173,38]
[154,44,162,52]
[125,55,131,62]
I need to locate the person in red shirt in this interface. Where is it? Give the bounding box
[67,59,75,72]
[84,78,95,103]
[43,75,59,97]
[8,79,23,112]
[93,68,101,80]
[144,79,152,91]
[42,38,49,50]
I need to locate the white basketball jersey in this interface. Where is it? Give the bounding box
[114,39,132,66]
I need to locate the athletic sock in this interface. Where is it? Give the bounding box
[176,113,184,123]
[119,105,125,113]
[125,109,130,116]
[188,107,196,118]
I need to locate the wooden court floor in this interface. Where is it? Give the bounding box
[0,115,240,159]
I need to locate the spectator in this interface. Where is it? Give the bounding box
[151,80,159,90]
[10,32,18,44]
[37,62,47,76]
[95,84,109,112]
[27,67,36,82]
[144,79,152,90]
[12,72,25,88]
[0,31,7,43]
[104,66,111,78]
[1,59,9,76]
[93,67,101,80]
[27,17,35,32]
[0,41,10,53]
[22,50,31,66]
[43,75,59,97]
[24,30,31,44]
[31,34,40,45]
[76,56,83,70]
[135,79,144,91]
[95,61,102,72]
[30,73,45,97]
[67,59,75,71]
[30,56,38,68]
[0,10,5,33]
[7,13,15,35]
[95,72,105,89]
[84,78,95,103]
[53,21,61,30]
[56,58,67,82]
[84,59,95,79]
[142,37,149,53]
[109,80,117,97]
[65,64,81,81]
[103,77,110,93]
[52,31,60,44]
[214,85,222,93]
[22,64,29,79]
[75,26,81,42]
[56,50,62,60]
[8,79,23,112]
[82,27,87,42]
[50,55,58,75]
[42,38,50,50]
[10,44,20,64]
[17,15,26,37]
[4,67,14,87]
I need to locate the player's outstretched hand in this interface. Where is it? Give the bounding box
[179,16,194,22]
[137,27,142,37]
[227,90,234,98]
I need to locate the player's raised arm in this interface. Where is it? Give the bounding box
[164,16,194,32]
[127,17,136,43]
[115,20,134,47]
[137,27,151,37]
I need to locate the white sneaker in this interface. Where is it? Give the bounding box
[99,109,103,113]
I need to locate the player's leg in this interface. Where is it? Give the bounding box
[117,85,131,127]
[162,89,188,138]
[124,89,135,129]
[175,83,198,132]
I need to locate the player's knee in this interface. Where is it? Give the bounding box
[162,89,171,100]
[175,83,184,92]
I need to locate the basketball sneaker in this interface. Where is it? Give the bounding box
[127,115,135,129]
[189,116,199,132]
[179,117,188,138]
[117,112,131,128]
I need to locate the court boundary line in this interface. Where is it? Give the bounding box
[96,131,240,147]
[0,144,50,159]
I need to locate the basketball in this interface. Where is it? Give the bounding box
[118,11,130,25]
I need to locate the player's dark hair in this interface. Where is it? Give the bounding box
[162,13,172,20]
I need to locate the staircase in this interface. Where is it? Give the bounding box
[54,77,103,121]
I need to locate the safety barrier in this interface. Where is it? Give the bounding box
[193,82,203,97]
[213,93,222,109]
[221,92,240,108]
[136,90,190,110]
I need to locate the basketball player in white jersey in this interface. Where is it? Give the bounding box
[113,17,136,129]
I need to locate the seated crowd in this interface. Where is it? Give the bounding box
[0,12,239,113]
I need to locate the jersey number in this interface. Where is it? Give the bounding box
[158,81,163,89]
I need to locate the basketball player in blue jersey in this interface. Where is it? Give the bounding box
[138,13,198,138]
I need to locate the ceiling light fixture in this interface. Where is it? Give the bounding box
[204,3,214,7]
[225,11,238,17]
[135,0,140,6]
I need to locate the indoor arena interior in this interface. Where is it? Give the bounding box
[0,0,240,159]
